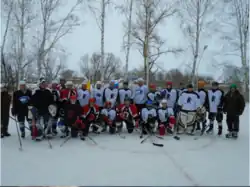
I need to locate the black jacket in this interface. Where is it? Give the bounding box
[30,88,53,115]
[1,91,11,117]
[64,101,82,125]
[12,89,32,115]
[223,90,245,115]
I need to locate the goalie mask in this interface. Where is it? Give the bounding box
[48,105,57,117]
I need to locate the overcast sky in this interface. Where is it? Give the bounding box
[1,0,241,81]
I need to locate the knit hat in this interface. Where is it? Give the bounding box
[230,83,237,89]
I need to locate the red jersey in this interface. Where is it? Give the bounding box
[60,88,78,101]
[82,104,99,117]
[116,104,138,118]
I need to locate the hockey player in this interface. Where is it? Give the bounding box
[161,81,178,112]
[157,99,176,136]
[177,84,200,134]
[103,80,118,108]
[30,79,54,141]
[11,81,32,138]
[117,81,132,104]
[60,81,77,101]
[1,84,11,138]
[116,97,138,133]
[57,78,66,90]
[91,81,104,110]
[141,100,157,134]
[100,101,117,134]
[196,80,208,131]
[78,81,90,107]
[50,80,61,136]
[147,83,162,107]
[133,78,148,113]
[62,95,82,138]
[223,84,245,138]
[206,81,224,135]
[81,98,100,137]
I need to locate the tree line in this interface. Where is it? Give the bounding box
[1,0,249,93]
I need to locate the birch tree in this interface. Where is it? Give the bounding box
[219,0,249,92]
[35,0,82,78]
[3,0,37,83]
[131,0,182,85]
[1,0,14,87]
[178,0,216,85]
[87,0,111,81]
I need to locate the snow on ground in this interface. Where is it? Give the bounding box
[1,105,249,186]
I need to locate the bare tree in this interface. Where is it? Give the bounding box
[34,0,82,78]
[87,0,111,81]
[79,52,122,82]
[218,0,249,92]
[3,0,37,84]
[130,0,182,85]
[41,48,67,82]
[1,0,14,88]
[178,0,216,85]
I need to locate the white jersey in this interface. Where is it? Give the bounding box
[178,91,200,111]
[207,89,224,113]
[133,85,148,104]
[118,88,132,104]
[158,107,174,122]
[91,88,104,107]
[161,88,178,108]
[196,89,207,107]
[77,89,90,107]
[103,87,118,108]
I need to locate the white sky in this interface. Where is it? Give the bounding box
[1,0,242,81]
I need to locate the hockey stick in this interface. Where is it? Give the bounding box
[142,128,164,147]
[60,135,71,147]
[86,135,98,145]
[14,117,23,151]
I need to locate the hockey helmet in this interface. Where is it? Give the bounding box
[70,95,77,100]
[149,83,156,90]
[166,81,172,86]
[105,101,112,107]
[198,80,205,88]
[89,98,96,103]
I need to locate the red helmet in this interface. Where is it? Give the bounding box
[105,101,112,107]
[89,98,96,103]
[166,81,172,86]
[149,83,156,89]
[70,95,77,100]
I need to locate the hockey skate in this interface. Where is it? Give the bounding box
[232,131,238,139]
[217,126,222,136]
[206,125,214,134]
[225,132,233,138]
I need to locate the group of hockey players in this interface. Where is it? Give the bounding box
[1,77,246,142]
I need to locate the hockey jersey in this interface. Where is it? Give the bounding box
[196,88,208,108]
[116,103,138,118]
[133,85,148,104]
[118,88,132,104]
[177,91,200,112]
[91,88,104,107]
[207,89,224,113]
[77,89,90,107]
[161,88,178,108]
[157,107,174,122]
[103,87,118,108]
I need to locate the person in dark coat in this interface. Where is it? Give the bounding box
[1,84,11,138]
[11,81,32,138]
[223,84,245,138]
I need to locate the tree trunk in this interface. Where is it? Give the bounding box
[125,0,133,80]
[191,0,200,87]
[100,0,105,81]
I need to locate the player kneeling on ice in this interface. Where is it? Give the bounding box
[81,98,100,135]
[116,97,139,133]
[223,84,245,139]
[141,100,157,134]
[100,101,117,134]
[157,99,176,136]
[176,84,200,135]
[62,95,82,138]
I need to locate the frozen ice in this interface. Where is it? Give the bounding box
[1,104,249,186]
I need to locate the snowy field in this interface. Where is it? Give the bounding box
[1,105,249,186]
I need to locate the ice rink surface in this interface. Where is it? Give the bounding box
[1,105,249,186]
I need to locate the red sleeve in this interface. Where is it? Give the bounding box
[94,105,99,112]
[129,104,138,118]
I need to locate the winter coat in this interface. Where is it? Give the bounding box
[223,90,245,116]
[12,89,32,116]
[1,91,11,117]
